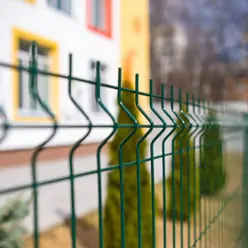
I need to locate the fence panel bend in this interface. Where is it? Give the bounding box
[0,43,247,248]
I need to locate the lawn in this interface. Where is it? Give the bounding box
[25,152,243,248]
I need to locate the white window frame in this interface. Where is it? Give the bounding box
[17,49,50,117]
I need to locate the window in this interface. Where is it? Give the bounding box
[17,40,50,116]
[47,0,71,14]
[87,0,112,38]
[13,28,59,122]
[89,60,107,113]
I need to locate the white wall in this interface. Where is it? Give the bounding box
[221,101,248,113]
[0,0,120,150]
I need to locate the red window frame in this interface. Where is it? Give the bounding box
[86,0,112,39]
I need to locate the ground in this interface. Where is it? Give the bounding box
[24,152,243,248]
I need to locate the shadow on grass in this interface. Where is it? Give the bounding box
[56,210,98,248]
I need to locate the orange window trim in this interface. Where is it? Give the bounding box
[86,0,112,39]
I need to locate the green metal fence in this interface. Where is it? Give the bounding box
[0,43,247,248]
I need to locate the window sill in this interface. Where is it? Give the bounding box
[47,5,72,18]
[13,109,56,123]
[87,26,112,39]
[18,109,50,117]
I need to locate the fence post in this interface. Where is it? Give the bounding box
[242,113,248,248]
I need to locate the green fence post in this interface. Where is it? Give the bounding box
[242,113,248,248]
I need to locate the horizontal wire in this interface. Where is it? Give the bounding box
[0,61,246,116]
[0,133,242,195]
[0,123,246,129]
[0,61,168,101]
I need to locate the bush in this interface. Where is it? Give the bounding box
[104,79,156,248]
[200,110,226,195]
[167,105,200,220]
[0,195,31,248]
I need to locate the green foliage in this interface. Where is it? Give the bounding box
[0,195,31,248]
[200,110,226,195]
[167,105,200,220]
[104,80,156,248]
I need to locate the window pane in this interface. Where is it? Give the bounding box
[99,64,106,110]
[91,0,97,27]
[27,69,36,111]
[92,0,106,31]
[89,60,107,113]
[18,59,23,109]
[41,65,49,104]
[97,0,105,30]
[90,61,100,112]
[37,64,50,112]
[18,40,50,114]
[28,64,37,111]
[18,58,35,111]
[60,0,71,13]
[47,0,58,8]
[48,0,71,14]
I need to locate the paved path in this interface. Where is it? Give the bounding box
[0,154,110,232]
[0,147,171,233]
[0,133,242,233]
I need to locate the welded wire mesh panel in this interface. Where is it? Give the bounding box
[0,43,247,248]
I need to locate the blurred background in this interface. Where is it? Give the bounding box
[150,0,248,105]
[0,1,247,248]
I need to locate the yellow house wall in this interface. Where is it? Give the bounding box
[121,0,150,124]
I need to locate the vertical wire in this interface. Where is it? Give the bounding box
[95,62,117,248]
[68,54,77,248]
[179,89,184,248]
[149,80,157,248]
[115,70,138,248]
[134,74,154,248]
[171,86,176,248]
[68,54,93,248]
[169,86,186,248]
[199,98,203,248]
[30,43,39,248]
[192,95,197,246]
[161,84,177,248]
[161,84,167,248]
[205,100,209,248]
[150,79,168,248]
[29,42,58,248]
[135,75,143,248]
[209,100,212,248]
[187,94,191,248]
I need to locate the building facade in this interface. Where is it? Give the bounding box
[0,0,150,165]
[0,0,121,152]
[121,0,150,124]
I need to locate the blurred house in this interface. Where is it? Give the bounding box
[224,70,248,102]
[150,23,187,96]
[150,0,248,104]
[0,0,150,166]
